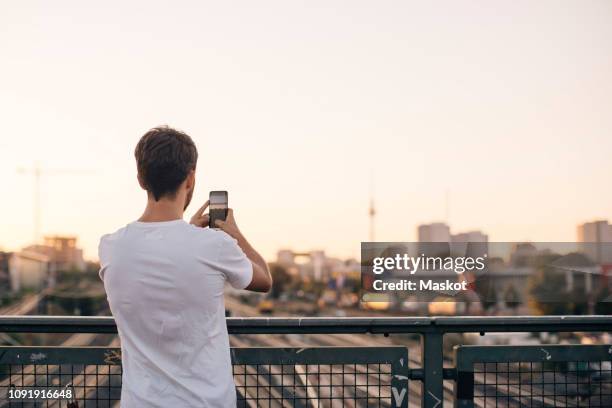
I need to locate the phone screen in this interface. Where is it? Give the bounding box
[210,191,227,206]
[209,191,228,227]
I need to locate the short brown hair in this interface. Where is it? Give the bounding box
[135,126,198,201]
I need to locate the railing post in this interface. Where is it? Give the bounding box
[421,332,444,408]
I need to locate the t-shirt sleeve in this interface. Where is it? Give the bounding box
[97,234,111,281]
[217,234,253,289]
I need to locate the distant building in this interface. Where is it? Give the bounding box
[0,252,12,293]
[310,250,326,281]
[9,250,50,291]
[417,223,451,242]
[275,249,342,282]
[509,243,539,267]
[418,223,451,257]
[577,220,612,264]
[25,236,85,273]
[488,266,534,306]
[451,231,488,243]
[276,250,296,266]
[451,231,489,259]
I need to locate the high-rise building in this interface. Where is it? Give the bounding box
[451,231,489,259]
[417,223,451,242]
[417,223,451,257]
[451,231,488,243]
[577,220,612,264]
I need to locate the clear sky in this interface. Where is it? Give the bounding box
[1,0,611,261]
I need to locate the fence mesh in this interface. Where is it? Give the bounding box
[231,347,408,408]
[0,363,122,407]
[473,360,612,407]
[0,347,409,408]
[233,362,393,407]
[456,345,612,408]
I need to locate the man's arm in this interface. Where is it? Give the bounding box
[214,209,272,293]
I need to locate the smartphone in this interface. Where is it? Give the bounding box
[209,191,228,229]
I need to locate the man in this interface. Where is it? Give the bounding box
[98,126,272,407]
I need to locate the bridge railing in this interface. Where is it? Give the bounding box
[0,316,610,407]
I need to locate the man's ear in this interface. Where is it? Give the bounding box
[185,169,196,190]
[137,173,146,190]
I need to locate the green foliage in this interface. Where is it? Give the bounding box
[56,268,99,285]
[528,252,589,315]
[269,263,292,299]
[0,291,22,306]
[594,285,612,315]
[503,284,520,310]
[472,274,497,311]
[301,280,326,297]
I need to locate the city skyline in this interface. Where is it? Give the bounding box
[1,1,611,260]
[2,218,610,263]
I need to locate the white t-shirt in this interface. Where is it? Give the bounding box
[98,219,253,407]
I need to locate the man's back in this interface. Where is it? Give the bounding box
[99,219,252,407]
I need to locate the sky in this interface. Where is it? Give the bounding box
[1,0,611,261]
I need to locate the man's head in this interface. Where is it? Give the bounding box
[135,126,198,210]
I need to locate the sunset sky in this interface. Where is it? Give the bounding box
[1,1,611,261]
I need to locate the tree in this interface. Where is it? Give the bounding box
[528,253,567,315]
[472,274,498,311]
[528,252,589,315]
[503,284,520,311]
[269,263,292,299]
[594,285,612,315]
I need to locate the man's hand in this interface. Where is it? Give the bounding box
[215,209,272,293]
[214,209,242,240]
[190,200,210,227]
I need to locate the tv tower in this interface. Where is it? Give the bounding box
[369,176,376,242]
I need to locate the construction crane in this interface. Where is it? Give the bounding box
[17,163,90,243]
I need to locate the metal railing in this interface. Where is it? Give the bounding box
[0,315,610,407]
[454,345,612,407]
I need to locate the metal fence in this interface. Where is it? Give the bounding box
[0,346,122,407]
[0,346,409,408]
[454,345,612,407]
[232,347,408,407]
[0,316,610,407]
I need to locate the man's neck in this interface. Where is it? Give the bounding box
[138,197,184,222]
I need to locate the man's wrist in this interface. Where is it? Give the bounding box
[233,230,246,245]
